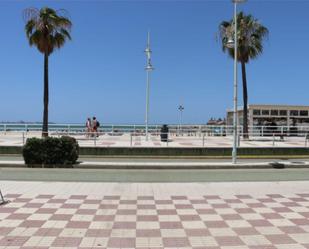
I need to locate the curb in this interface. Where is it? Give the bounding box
[0,160,308,170]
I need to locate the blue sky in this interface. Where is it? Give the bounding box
[0,0,309,124]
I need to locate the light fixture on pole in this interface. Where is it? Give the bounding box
[144,31,154,141]
[229,0,247,164]
[178,105,184,134]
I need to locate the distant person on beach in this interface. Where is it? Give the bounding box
[92,116,100,137]
[86,118,91,137]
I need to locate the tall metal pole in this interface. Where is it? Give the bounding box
[232,1,238,164]
[145,31,154,141]
[178,105,184,134]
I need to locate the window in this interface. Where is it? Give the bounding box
[279,110,287,116]
[271,110,278,116]
[290,110,299,116]
[253,109,261,116]
[300,110,308,116]
[262,110,269,115]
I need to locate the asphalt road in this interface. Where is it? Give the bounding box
[1,167,309,182]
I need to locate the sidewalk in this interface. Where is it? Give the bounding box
[0,155,308,169]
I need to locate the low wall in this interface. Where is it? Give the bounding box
[2,146,309,157]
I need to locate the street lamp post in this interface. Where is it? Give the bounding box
[226,0,247,164]
[145,31,154,141]
[178,105,184,134]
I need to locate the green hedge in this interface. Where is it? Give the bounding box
[22,136,79,167]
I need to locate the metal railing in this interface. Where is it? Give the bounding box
[1,130,309,148]
[1,123,309,137]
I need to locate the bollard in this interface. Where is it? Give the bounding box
[202,134,205,147]
[130,133,133,147]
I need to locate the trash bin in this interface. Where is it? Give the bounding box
[160,124,169,142]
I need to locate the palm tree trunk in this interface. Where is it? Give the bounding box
[241,61,249,139]
[42,52,49,137]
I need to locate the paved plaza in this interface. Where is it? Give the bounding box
[0,131,308,147]
[0,181,309,248]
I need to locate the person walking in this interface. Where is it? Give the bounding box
[85,118,91,138]
[92,116,99,137]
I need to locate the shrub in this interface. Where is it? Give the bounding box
[22,136,79,167]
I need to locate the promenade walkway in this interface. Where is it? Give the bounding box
[0,131,308,147]
[0,181,309,248]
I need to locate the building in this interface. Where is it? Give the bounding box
[226,104,309,127]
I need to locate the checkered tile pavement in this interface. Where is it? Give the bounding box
[1,193,309,248]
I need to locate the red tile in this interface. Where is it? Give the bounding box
[163,237,190,247]
[23,203,43,208]
[137,204,156,209]
[117,209,136,215]
[247,203,266,208]
[279,226,306,234]
[190,199,207,204]
[204,220,228,228]
[138,196,154,200]
[290,218,309,226]
[70,195,87,199]
[235,208,256,214]
[215,236,244,246]
[212,204,229,208]
[179,215,201,221]
[266,234,296,244]
[15,198,32,203]
[36,195,54,199]
[120,200,137,204]
[281,202,300,207]
[160,221,183,229]
[107,238,135,248]
[104,195,120,200]
[66,221,90,228]
[171,196,188,200]
[137,215,158,221]
[175,204,193,209]
[196,208,216,214]
[224,199,242,203]
[0,207,18,213]
[48,199,66,203]
[221,214,242,220]
[157,209,177,215]
[113,222,136,229]
[100,204,118,209]
[4,194,21,198]
[272,207,293,213]
[52,237,82,247]
[248,219,273,227]
[267,194,284,198]
[61,203,80,209]
[20,220,45,227]
[155,200,173,204]
[233,227,259,235]
[204,195,220,199]
[7,213,31,220]
[50,214,73,221]
[0,227,14,236]
[93,215,114,221]
[0,236,29,246]
[261,213,283,219]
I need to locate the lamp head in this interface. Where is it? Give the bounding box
[226,38,235,49]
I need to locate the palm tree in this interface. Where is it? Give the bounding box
[24,7,72,137]
[219,12,268,138]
